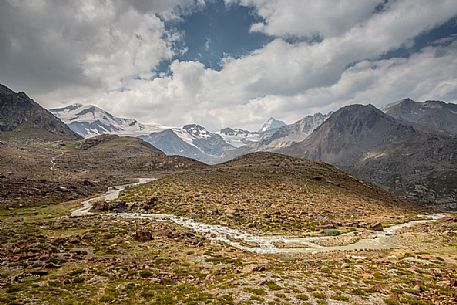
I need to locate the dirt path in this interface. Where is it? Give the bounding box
[71,179,448,254]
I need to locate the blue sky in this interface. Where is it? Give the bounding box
[1,0,457,130]
[163,1,457,72]
[162,0,272,71]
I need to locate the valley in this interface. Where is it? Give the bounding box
[2,2,457,304]
[1,83,456,304]
[71,177,448,255]
[1,174,456,305]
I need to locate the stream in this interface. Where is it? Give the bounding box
[71,178,447,254]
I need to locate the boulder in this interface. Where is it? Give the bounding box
[134,230,153,242]
[370,222,384,231]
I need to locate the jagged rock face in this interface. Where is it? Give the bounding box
[219,128,262,148]
[281,104,457,208]
[0,84,81,141]
[219,128,251,136]
[384,98,457,135]
[183,124,233,156]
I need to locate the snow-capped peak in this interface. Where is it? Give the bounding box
[258,117,286,133]
[182,124,211,139]
[49,103,166,137]
[218,127,261,148]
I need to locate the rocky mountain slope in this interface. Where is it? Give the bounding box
[0,84,81,142]
[384,98,457,135]
[281,104,457,208]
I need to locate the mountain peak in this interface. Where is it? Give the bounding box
[384,99,457,134]
[258,117,286,133]
[50,103,164,137]
[383,98,416,111]
[331,104,385,123]
[182,124,211,139]
[0,83,81,141]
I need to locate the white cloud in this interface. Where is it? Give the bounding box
[1,0,457,131]
[232,0,382,39]
[249,41,457,122]
[0,0,196,94]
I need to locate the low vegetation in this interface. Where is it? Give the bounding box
[117,153,425,235]
[0,202,456,304]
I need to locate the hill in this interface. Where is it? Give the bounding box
[0,134,205,208]
[117,152,424,235]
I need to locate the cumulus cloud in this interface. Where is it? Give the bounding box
[229,0,382,39]
[0,0,198,94]
[1,0,457,131]
[248,40,457,122]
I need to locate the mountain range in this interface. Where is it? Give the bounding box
[50,103,293,164]
[2,82,456,209]
[51,97,457,209]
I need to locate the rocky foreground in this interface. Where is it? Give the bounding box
[0,200,456,305]
[1,161,456,304]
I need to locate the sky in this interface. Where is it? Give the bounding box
[1,0,457,131]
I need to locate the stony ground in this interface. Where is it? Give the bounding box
[1,198,456,305]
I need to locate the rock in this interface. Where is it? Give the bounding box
[322,221,335,229]
[134,230,153,242]
[111,201,128,213]
[70,248,89,256]
[92,201,109,211]
[370,222,384,231]
[82,179,95,187]
[146,196,158,208]
[31,269,49,276]
[253,265,267,272]
[241,264,256,273]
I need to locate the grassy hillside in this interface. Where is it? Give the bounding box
[118,152,425,235]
